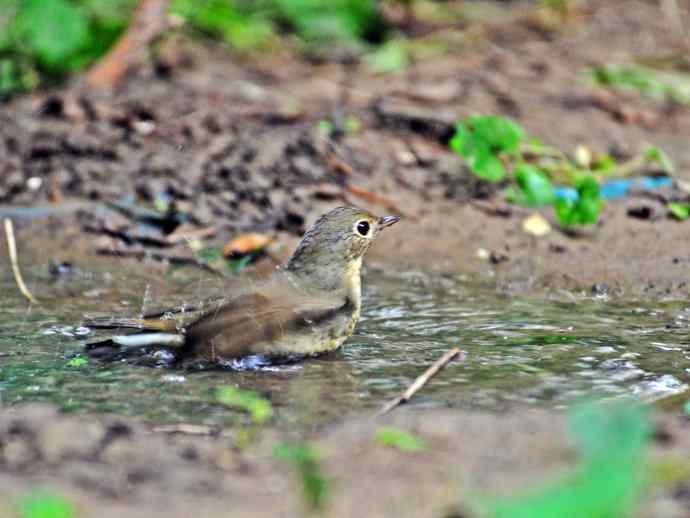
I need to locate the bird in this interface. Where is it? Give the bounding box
[84,206,400,365]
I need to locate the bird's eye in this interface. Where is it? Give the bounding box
[356,220,370,236]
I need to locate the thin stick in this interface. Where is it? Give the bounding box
[152,423,234,438]
[376,347,463,416]
[4,219,37,304]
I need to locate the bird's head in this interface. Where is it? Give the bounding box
[286,206,400,289]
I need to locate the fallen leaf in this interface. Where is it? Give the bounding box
[223,233,273,258]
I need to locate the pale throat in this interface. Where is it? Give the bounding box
[343,256,363,310]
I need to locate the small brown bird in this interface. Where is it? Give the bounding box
[85,206,399,364]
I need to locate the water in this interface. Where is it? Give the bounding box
[2,263,690,428]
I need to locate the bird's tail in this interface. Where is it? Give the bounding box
[83,317,185,359]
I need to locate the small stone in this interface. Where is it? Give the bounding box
[522,213,551,237]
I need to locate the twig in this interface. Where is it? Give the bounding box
[376,347,463,416]
[344,184,407,216]
[85,0,170,89]
[152,423,235,438]
[4,219,37,304]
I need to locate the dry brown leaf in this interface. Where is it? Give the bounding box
[223,233,273,258]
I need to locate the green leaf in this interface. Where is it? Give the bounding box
[226,253,254,274]
[344,116,361,134]
[376,427,426,452]
[18,0,89,66]
[20,493,75,518]
[684,399,690,418]
[272,0,382,44]
[66,357,88,368]
[555,176,602,226]
[171,0,274,49]
[590,64,690,107]
[668,202,690,220]
[470,151,506,183]
[364,39,408,73]
[590,154,617,174]
[514,165,555,207]
[196,246,223,263]
[450,116,524,183]
[274,443,330,511]
[216,386,273,424]
[645,146,674,175]
[470,116,524,154]
[483,403,650,518]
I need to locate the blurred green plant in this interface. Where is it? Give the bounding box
[376,426,426,452]
[451,115,674,227]
[216,385,273,424]
[272,0,384,46]
[66,357,88,368]
[274,442,331,512]
[478,402,651,518]
[591,64,690,106]
[19,492,76,518]
[170,0,386,51]
[667,202,690,221]
[554,177,602,226]
[1,0,387,98]
[0,0,135,97]
[450,116,524,183]
[195,246,254,274]
[171,0,275,50]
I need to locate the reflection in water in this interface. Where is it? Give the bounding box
[1,266,689,428]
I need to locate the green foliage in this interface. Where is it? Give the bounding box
[19,493,75,518]
[482,402,651,518]
[0,0,134,97]
[273,0,383,45]
[170,0,384,50]
[450,116,524,183]
[171,0,275,50]
[2,0,385,97]
[514,165,555,207]
[0,58,38,96]
[554,177,602,226]
[451,115,607,226]
[17,0,89,68]
[216,385,273,424]
[376,426,426,452]
[645,145,674,175]
[591,64,690,106]
[66,357,88,368]
[195,246,252,274]
[364,39,408,73]
[667,202,690,221]
[274,443,331,511]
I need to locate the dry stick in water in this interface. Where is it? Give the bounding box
[4,219,37,304]
[376,347,462,416]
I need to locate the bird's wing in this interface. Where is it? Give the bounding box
[184,279,349,359]
[82,296,231,332]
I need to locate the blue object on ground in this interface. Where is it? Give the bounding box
[554,176,673,202]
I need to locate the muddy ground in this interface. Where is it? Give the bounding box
[1,404,690,518]
[4,0,690,516]
[2,1,690,298]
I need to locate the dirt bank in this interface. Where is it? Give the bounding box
[0,404,689,518]
[2,0,690,298]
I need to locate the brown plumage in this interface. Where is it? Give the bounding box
[85,206,399,364]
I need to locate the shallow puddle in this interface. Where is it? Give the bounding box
[1,263,689,428]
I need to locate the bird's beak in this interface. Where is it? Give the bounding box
[379,215,400,229]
